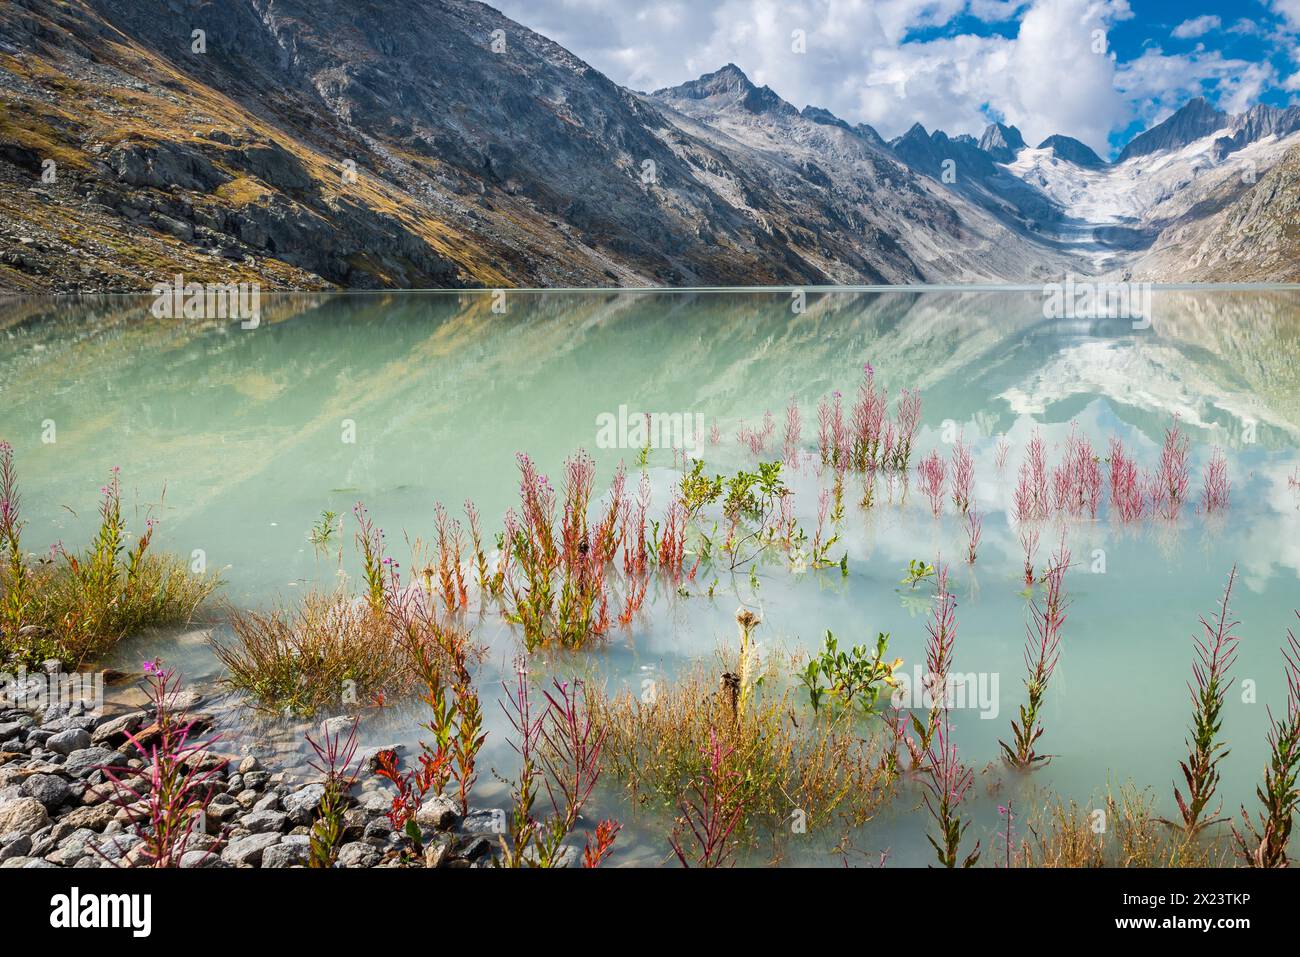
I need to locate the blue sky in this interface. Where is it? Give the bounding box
[493,0,1300,157]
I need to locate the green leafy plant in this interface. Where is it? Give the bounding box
[799,630,902,717]
[308,510,339,550]
[900,559,936,589]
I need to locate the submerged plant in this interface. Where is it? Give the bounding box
[1001,541,1069,770]
[670,729,744,868]
[1199,448,1231,515]
[0,450,217,667]
[917,449,946,516]
[1170,566,1241,838]
[798,630,902,717]
[1152,418,1191,521]
[497,660,617,868]
[900,558,936,589]
[921,714,980,868]
[1232,611,1300,867]
[964,509,982,565]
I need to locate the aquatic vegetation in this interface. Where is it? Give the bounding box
[308,510,339,550]
[497,661,617,868]
[950,434,974,514]
[504,451,621,648]
[670,729,745,868]
[911,562,957,760]
[782,396,801,468]
[1019,526,1039,588]
[917,449,946,516]
[216,590,414,714]
[1014,429,1050,522]
[1152,417,1191,521]
[1016,784,1220,867]
[892,388,923,471]
[1001,541,1069,769]
[1199,447,1231,515]
[1232,611,1300,867]
[921,714,980,868]
[1051,428,1102,518]
[372,744,451,853]
[102,660,227,867]
[994,435,1011,473]
[1170,566,1240,837]
[0,448,218,667]
[964,509,982,564]
[1108,436,1146,522]
[797,630,902,716]
[998,801,1015,868]
[591,660,888,839]
[305,716,362,868]
[900,558,936,589]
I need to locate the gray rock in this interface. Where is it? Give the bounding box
[0,797,50,835]
[336,841,380,868]
[22,773,72,810]
[180,849,225,868]
[252,793,280,813]
[90,711,146,746]
[0,834,31,860]
[282,783,325,826]
[62,747,128,778]
[415,793,460,831]
[240,809,288,834]
[43,827,97,867]
[460,808,504,835]
[262,840,310,868]
[221,832,281,866]
[45,728,91,755]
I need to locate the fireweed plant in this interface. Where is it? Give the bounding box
[101,659,227,867]
[670,729,745,868]
[1000,541,1070,770]
[496,659,619,868]
[1169,566,1241,838]
[1232,611,1300,867]
[921,713,980,868]
[305,717,362,868]
[0,446,218,666]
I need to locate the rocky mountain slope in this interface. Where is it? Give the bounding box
[0,0,1297,291]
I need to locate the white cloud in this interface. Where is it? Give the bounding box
[1272,0,1300,30]
[1117,48,1276,121]
[493,0,1280,157]
[1171,15,1221,40]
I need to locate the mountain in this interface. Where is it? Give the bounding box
[1116,97,1227,162]
[0,0,1297,290]
[978,123,1026,162]
[1036,135,1105,169]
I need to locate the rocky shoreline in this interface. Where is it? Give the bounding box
[0,698,522,869]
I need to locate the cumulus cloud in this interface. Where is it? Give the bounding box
[1171,15,1221,40]
[1117,47,1277,120]
[492,0,1279,157]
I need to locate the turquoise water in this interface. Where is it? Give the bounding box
[1,288,1298,865]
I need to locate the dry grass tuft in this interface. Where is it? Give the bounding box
[213,591,417,716]
[588,653,892,843]
[1014,783,1228,867]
